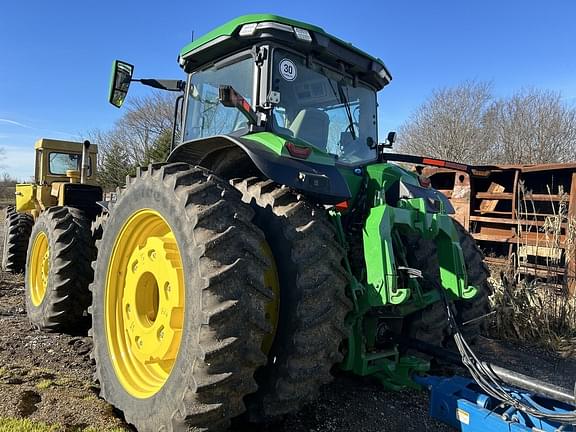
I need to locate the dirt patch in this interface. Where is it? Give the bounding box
[3,270,576,432]
[1,208,575,431]
[0,272,128,431]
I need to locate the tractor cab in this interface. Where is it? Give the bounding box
[179,26,386,166]
[16,138,101,217]
[109,15,394,202]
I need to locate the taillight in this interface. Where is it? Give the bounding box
[285,142,311,159]
[335,200,349,211]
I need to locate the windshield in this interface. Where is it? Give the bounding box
[271,48,378,165]
[183,56,254,141]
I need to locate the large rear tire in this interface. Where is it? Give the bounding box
[90,164,274,431]
[232,178,351,421]
[452,221,492,343]
[401,236,448,353]
[25,206,94,332]
[2,206,33,273]
[402,223,491,348]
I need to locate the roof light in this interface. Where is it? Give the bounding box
[257,22,293,32]
[293,27,312,42]
[239,23,258,36]
[239,22,312,40]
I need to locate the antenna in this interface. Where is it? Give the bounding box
[191,30,195,41]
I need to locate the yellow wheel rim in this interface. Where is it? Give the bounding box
[29,231,49,306]
[261,241,280,354]
[105,209,185,399]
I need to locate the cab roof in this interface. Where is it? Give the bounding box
[179,14,392,90]
[35,138,98,154]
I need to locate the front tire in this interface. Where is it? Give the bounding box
[2,206,33,273]
[90,164,274,431]
[25,206,94,332]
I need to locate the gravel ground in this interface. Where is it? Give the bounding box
[1,209,575,431]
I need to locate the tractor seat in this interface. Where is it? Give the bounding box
[289,109,329,148]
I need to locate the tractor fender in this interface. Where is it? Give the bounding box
[167,135,352,204]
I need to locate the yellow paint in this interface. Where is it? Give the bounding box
[34,138,99,186]
[15,138,100,217]
[105,209,185,399]
[29,231,49,306]
[261,241,280,354]
[15,184,36,212]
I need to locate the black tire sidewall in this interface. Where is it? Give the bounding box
[1,208,11,269]
[250,204,299,390]
[92,175,204,426]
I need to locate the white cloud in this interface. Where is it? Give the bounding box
[0,117,80,139]
[0,118,33,129]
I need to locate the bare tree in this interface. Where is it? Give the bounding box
[398,82,576,166]
[0,171,18,203]
[487,89,576,164]
[397,81,495,164]
[88,91,177,189]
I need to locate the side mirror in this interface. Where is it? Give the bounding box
[380,131,397,149]
[108,60,134,108]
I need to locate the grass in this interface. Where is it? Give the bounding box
[489,276,576,352]
[35,380,53,390]
[0,418,58,432]
[0,418,128,432]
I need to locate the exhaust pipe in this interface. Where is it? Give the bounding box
[80,140,90,184]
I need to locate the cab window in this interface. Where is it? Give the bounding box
[48,153,91,176]
[183,56,254,141]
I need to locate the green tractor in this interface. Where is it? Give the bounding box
[96,14,491,431]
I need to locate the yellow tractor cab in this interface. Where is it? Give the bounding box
[15,138,101,218]
[3,137,103,332]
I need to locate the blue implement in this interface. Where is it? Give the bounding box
[414,375,576,431]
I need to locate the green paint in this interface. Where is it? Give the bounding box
[179,14,386,67]
[364,205,410,305]
[243,131,337,165]
[329,158,479,389]
[338,167,363,202]
[241,132,285,155]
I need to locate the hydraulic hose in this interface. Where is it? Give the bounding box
[403,274,576,423]
[399,336,576,407]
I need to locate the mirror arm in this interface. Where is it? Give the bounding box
[134,79,186,92]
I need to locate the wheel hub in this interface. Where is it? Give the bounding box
[105,209,185,399]
[29,231,49,306]
[123,236,183,367]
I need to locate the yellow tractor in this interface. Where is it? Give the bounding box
[2,138,103,332]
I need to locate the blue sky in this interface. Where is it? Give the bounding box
[1,0,574,180]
